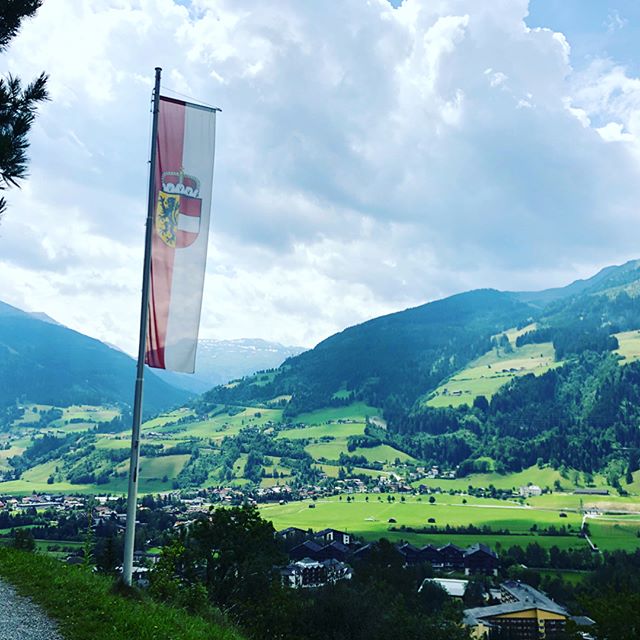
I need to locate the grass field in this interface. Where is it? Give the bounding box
[141,408,195,430]
[0,443,26,471]
[425,338,558,408]
[149,406,283,441]
[587,518,640,551]
[412,465,609,493]
[317,464,388,478]
[259,495,593,550]
[259,493,640,551]
[614,330,640,363]
[304,441,412,464]
[14,404,120,429]
[293,403,381,425]
[277,422,366,440]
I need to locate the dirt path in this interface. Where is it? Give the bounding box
[0,578,64,640]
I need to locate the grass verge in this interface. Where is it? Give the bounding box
[0,548,244,640]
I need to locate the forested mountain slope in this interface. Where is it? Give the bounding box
[0,301,188,413]
[203,289,533,414]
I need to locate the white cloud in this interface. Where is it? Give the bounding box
[1,0,640,354]
[605,10,628,33]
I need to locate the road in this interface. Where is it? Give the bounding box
[0,579,64,640]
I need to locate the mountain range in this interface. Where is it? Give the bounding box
[156,339,306,393]
[0,300,305,413]
[205,258,640,414]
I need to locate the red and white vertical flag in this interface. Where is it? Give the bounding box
[145,96,217,373]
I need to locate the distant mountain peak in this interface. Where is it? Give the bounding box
[153,338,307,393]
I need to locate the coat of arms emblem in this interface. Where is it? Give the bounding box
[156,170,202,248]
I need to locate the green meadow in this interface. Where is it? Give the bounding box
[412,465,609,493]
[293,403,380,425]
[259,493,640,551]
[425,334,558,408]
[259,494,592,549]
[277,422,366,440]
[614,329,640,363]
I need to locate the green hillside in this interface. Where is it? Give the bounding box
[0,548,243,640]
[424,329,557,408]
[7,260,640,497]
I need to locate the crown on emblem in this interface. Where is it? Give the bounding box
[161,170,200,198]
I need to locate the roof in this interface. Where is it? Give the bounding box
[501,580,567,613]
[421,578,468,598]
[464,581,568,626]
[325,541,350,553]
[439,543,464,553]
[291,541,323,554]
[295,558,323,568]
[464,543,498,559]
[570,615,595,627]
[398,543,420,554]
[464,599,567,625]
[316,528,348,537]
[278,527,306,535]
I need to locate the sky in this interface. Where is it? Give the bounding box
[1,0,640,355]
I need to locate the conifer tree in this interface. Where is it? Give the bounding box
[0,0,48,218]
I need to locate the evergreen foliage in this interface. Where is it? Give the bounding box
[0,0,48,217]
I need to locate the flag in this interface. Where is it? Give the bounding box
[145,96,217,373]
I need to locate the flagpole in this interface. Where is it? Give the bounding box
[123,66,162,586]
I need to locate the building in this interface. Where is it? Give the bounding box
[394,541,498,573]
[420,578,468,599]
[420,544,442,565]
[315,528,351,546]
[464,543,499,576]
[438,543,465,570]
[289,540,324,561]
[396,542,422,565]
[464,580,569,639]
[280,558,353,588]
[519,485,542,498]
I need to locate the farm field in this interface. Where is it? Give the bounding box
[317,464,388,479]
[259,496,591,549]
[293,403,380,425]
[260,494,640,551]
[14,404,120,428]
[587,518,640,551]
[0,442,26,472]
[425,338,558,408]
[412,465,610,493]
[146,406,283,441]
[277,422,366,440]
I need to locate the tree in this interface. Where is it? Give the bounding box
[152,504,286,612]
[11,527,35,551]
[0,1,48,218]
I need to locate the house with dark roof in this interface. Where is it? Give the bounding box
[396,542,422,565]
[464,543,499,576]
[419,544,442,565]
[315,528,352,546]
[277,526,307,540]
[317,540,351,562]
[289,540,324,562]
[438,543,465,570]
